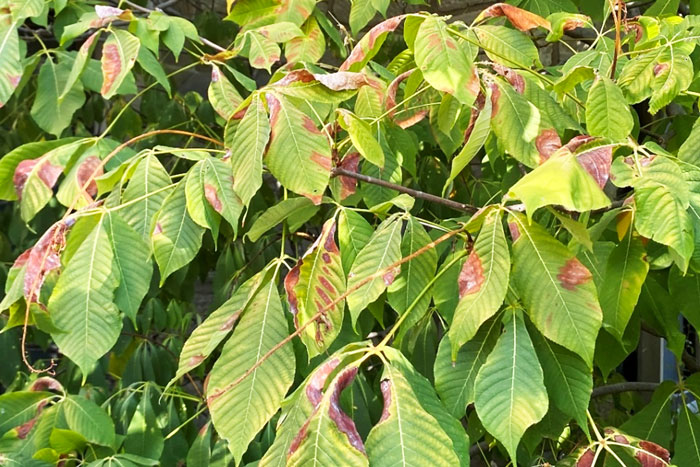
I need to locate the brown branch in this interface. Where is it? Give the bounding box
[592,382,660,398]
[331,167,478,213]
[206,224,467,404]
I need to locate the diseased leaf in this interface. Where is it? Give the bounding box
[230,94,269,206]
[449,209,509,357]
[414,16,477,107]
[266,93,331,204]
[476,3,550,31]
[340,16,404,72]
[208,64,243,120]
[0,14,23,108]
[101,29,140,99]
[285,218,346,357]
[509,213,602,366]
[120,154,173,238]
[474,25,541,69]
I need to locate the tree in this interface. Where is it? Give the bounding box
[0,0,698,465]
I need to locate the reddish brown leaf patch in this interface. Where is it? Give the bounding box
[153,223,163,236]
[340,16,405,71]
[76,156,102,198]
[477,3,551,31]
[576,448,595,467]
[492,64,525,94]
[284,264,302,316]
[16,418,38,439]
[219,312,241,332]
[337,152,361,200]
[22,221,70,304]
[14,158,63,199]
[266,94,281,136]
[459,251,485,298]
[565,135,612,188]
[310,151,332,171]
[383,266,401,286]
[188,354,206,368]
[653,63,669,77]
[536,129,562,163]
[378,379,392,422]
[557,258,592,291]
[636,441,670,467]
[328,367,365,453]
[508,221,521,242]
[29,377,63,392]
[101,43,122,96]
[204,183,223,213]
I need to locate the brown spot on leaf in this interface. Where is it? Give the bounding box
[322,252,331,264]
[508,221,520,242]
[284,264,302,316]
[477,3,551,31]
[577,448,595,467]
[614,434,629,444]
[302,116,322,135]
[395,109,428,129]
[211,65,221,83]
[492,64,525,94]
[188,355,205,367]
[266,94,281,133]
[337,152,361,200]
[310,151,332,171]
[76,156,102,198]
[379,379,392,422]
[318,276,335,294]
[635,441,670,467]
[535,129,562,163]
[29,377,63,392]
[16,418,37,439]
[489,81,501,116]
[8,75,20,88]
[276,69,316,87]
[322,221,339,253]
[153,223,163,236]
[313,71,372,91]
[459,251,485,298]
[101,43,122,96]
[557,258,592,291]
[219,311,241,331]
[576,145,612,189]
[328,367,366,454]
[653,63,669,77]
[22,221,70,305]
[386,69,415,118]
[204,184,223,213]
[81,31,99,54]
[14,158,63,200]
[253,56,268,68]
[316,286,333,306]
[340,16,405,71]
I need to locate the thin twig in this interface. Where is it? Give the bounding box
[592,382,660,398]
[331,167,478,213]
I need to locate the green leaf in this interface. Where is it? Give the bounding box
[619,381,675,448]
[387,216,437,331]
[449,209,509,357]
[48,216,121,378]
[338,209,373,275]
[445,90,491,192]
[618,47,665,103]
[585,76,634,141]
[648,50,692,115]
[474,25,541,69]
[346,215,402,326]
[207,280,295,465]
[285,218,346,357]
[0,16,22,108]
[104,212,152,324]
[254,21,303,42]
[120,154,173,238]
[553,65,595,96]
[186,423,211,466]
[124,387,163,460]
[152,182,205,285]
[170,269,269,384]
[101,29,140,99]
[62,395,116,447]
[31,58,86,137]
[530,328,591,432]
[509,213,602,366]
[646,0,680,16]
[275,0,317,26]
[349,0,375,35]
[434,318,499,418]
[285,17,325,63]
[208,65,243,120]
[414,17,477,106]
[474,311,548,464]
[490,78,543,167]
[508,152,610,217]
[230,94,270,206]
[672,399,700,466]
[286,367,368,467]
[0,391,52,437]
[679,117,700,166]
[599,235,649,340]
[337,109,384,167]
[366,362,461,466]
[266,93,331,204]
[246,197,314,242]
[136,47,171,96]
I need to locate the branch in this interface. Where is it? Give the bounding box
[331,167,478,213]
[116,0,227,52]
[592,382,660,398]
